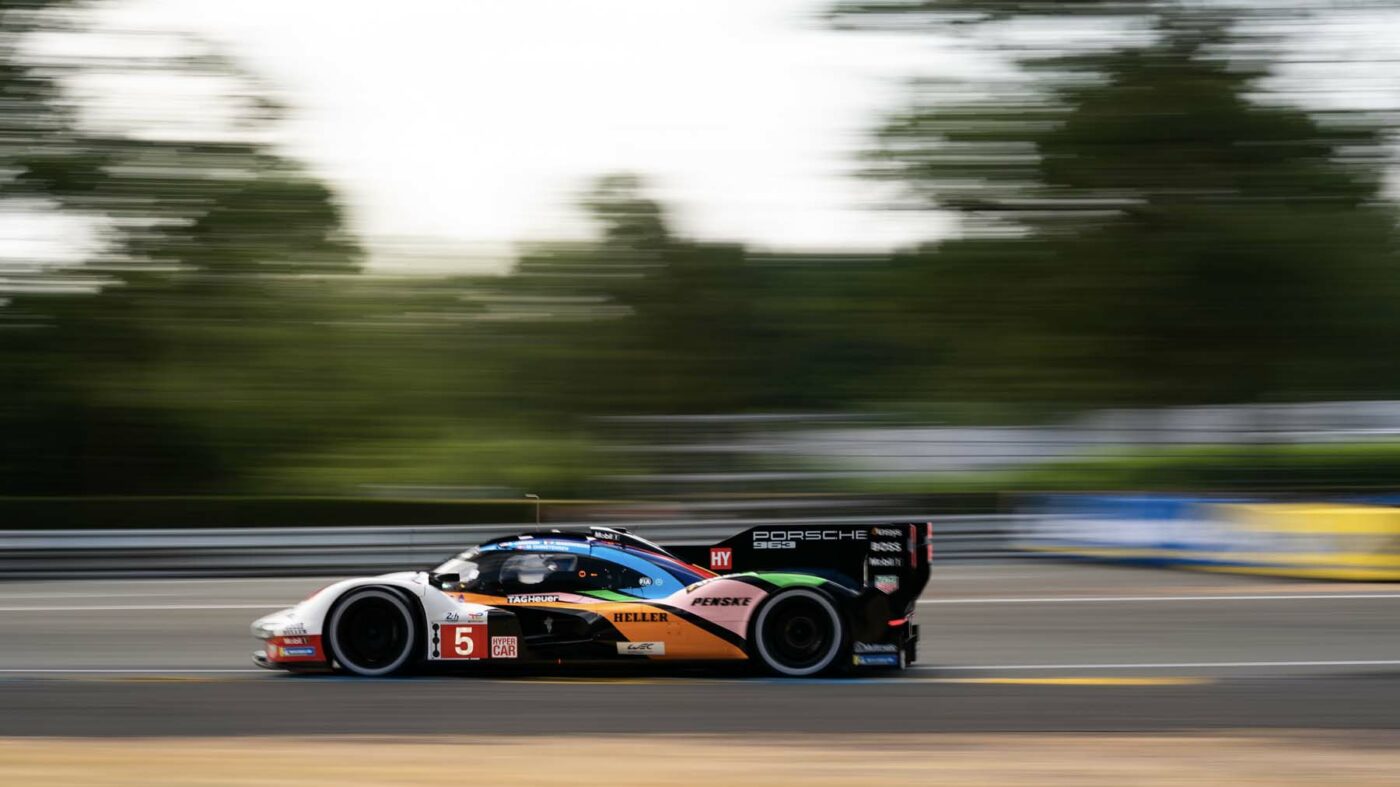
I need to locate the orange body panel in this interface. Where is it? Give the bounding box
[453,592,746,660]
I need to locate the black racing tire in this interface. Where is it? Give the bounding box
[750,588,847,677]
[326,587,419,677]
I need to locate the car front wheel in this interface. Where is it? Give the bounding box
[327,588,419,676]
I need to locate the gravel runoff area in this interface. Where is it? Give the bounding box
[2,733,1399,786]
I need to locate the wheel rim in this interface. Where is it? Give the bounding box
[331,590,414,675]
[755,590,842,676]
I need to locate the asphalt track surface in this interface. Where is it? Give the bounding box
[1,561,1397,736]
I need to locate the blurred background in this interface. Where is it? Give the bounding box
[3,0,1400,524]
[2,3,1400,782]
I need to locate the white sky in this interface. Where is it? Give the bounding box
[8,1,1396,281]
[106,0,959,272]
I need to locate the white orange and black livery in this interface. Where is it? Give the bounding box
[251,523,932,677]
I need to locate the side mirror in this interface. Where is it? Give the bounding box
[431,572,460,589]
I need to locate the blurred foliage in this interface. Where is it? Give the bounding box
[830,0,1390,28]
[0,0,1398,500]
[0,495,578,530]
[494,178,898,416]
[848,3,1400,409]
[844,443,1400,494]
[831,0,1142,27]
[0,0,363,494]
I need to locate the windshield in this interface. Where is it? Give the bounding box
[434,549,482,585]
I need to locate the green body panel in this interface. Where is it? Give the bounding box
[580,589,635,602]
[748,572,828,589]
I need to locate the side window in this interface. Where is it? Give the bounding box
[494,552,655,595]
[469,549,675,597]
[576,555,649,593]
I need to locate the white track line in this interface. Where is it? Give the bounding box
[913,659,1400,672]
[918,593,1400,605]
[0,604,280,612]
[3,661,1397,677]
[0,668,264,674]
[3,595,1398,612]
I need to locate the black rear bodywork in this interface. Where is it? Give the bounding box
[671,522,934,666]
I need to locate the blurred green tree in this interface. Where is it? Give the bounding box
[839,2,1400,409]
[489,175,906,417]
[496,176,765,415]
[0,1,364,493]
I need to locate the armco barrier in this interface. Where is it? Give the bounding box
[0,514,1023,578]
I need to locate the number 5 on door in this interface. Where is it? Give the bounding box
[440,624,485,659]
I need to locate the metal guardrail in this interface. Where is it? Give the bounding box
[0,514,1025,578]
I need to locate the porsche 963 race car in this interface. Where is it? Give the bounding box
[252,522,932,677]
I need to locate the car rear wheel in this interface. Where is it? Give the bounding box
[751,588,846,677]
[327,588,418,676]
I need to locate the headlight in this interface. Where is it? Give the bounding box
[251,607,297,639]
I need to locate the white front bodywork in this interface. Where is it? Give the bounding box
[251,571,493,646]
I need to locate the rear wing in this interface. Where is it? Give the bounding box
[671,522,933,608]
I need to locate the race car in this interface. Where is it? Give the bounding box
[251,522,932,677]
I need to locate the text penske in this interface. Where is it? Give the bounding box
[690,597,752,607]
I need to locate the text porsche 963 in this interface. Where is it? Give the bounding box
[252,523,932,677]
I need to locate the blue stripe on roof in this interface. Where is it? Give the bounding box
[480,540,592,555]
[589,544,684,598]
